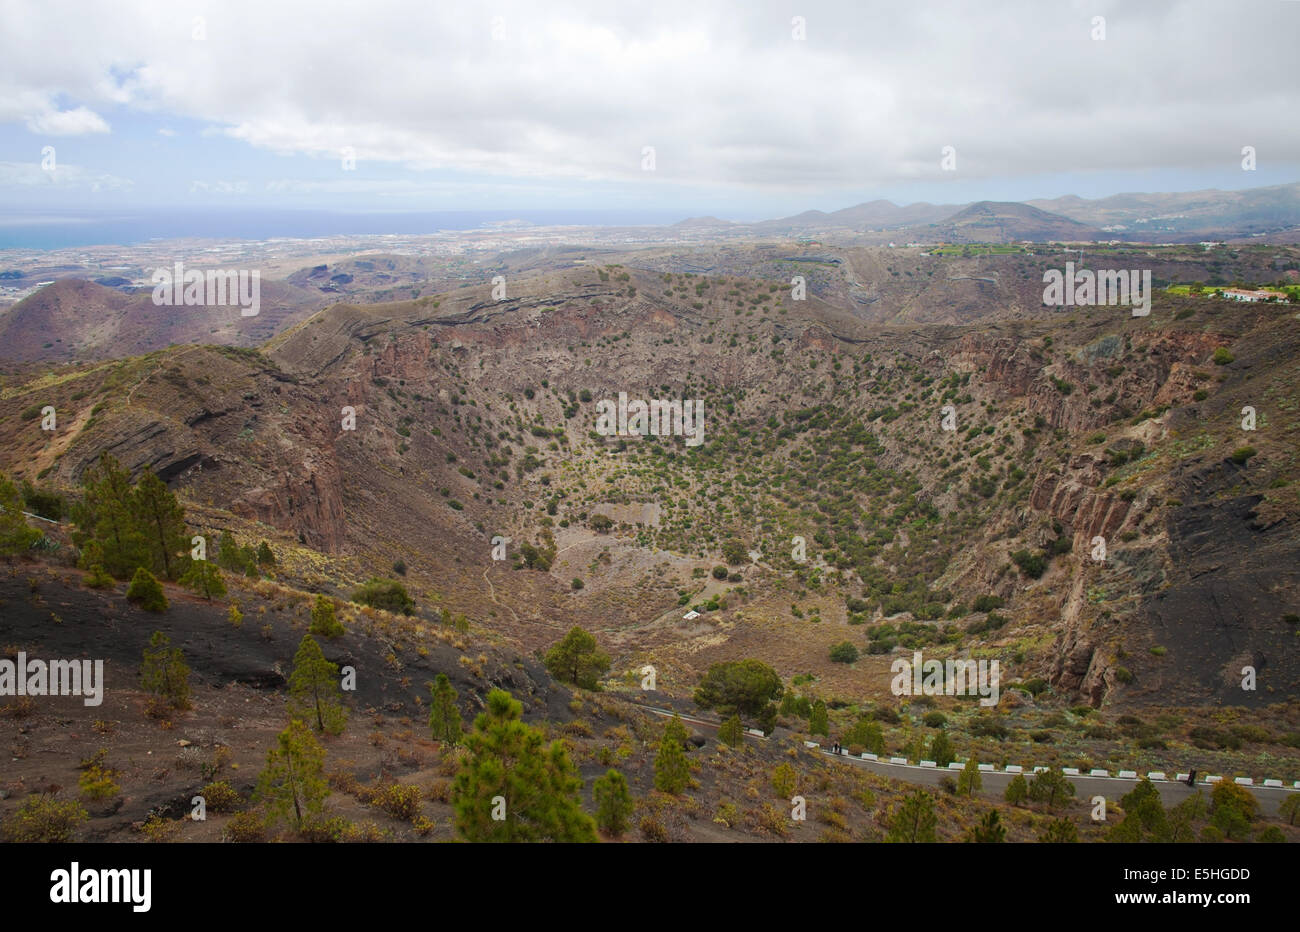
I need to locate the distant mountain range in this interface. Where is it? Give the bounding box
[678,182,1300,243]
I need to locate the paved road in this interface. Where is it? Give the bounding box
[633,703,1298,817]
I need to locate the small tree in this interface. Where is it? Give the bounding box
[451,688,596,842]
[288,634,347,735]
[592,769,634,837]
[886,790,937,843]
[808,699,829,736]
[126,567,168,612]
[966,809,1005,843]
[1028,769,1075,809]
[654,715,691,794]
[227,602,243,628]
[256,541,276,566]
[957,757,982,796]
[718,714,744,748]
[693,659,783,716]
[256,719,329,833]
[427,673,462,744]
[846,717,885,754]
[140,630,190,711]
[1209,781,1258,840]
[1114,778,1168,841]
[129,471,187,580]
[928,731,955,767]
[1038,818,1078,843]
[0,474,41,556]
[83,563,114,590]
[543,625,610,690]
[1004,773,1028,805]
[179,559,225,601]
[1280,794,1300,826]
[771,762,798,798]
[309,594,344,638]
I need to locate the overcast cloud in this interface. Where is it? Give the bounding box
[0,0,1296,212]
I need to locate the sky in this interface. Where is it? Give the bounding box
[0,0,1298,222]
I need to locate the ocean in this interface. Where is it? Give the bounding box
[0,208,690,249]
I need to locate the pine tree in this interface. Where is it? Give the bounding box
[140,630,190,710]
[73,453,146,577]
[427,673,462,744]
[928,731,955,767]
[958,757,982,796]
[542,625,610,689]
[451,688,596,842]
[718,714,744,748]
[309,594,344,638]
[126,567,168,612]
[288,634,347,735]
[1038,817,1078,843]
[255,719,329,833]
[1281,794,1300,826]
[1113,777,1168,841]
[966,809,1006,842]
[653,714,691,794]
[1004,772,1028,805]
[179,559,225,600]
[1028,769,1075,809]
[256,541,275,566]
[809,699,829,736]
[886,790,937,842]
[129,471,186,580]
[592,769,634,837]
[847,717,885,754]
[0,474,41,556]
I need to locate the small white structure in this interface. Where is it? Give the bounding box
[1204,775,1223,784]
[1005,765,1023,774]
[978,763,994,772]
[948,761,965,770]
[862,752,879,761]
[745,728,764,737]
[1118,770,1138,779]
[1032,766,1049,774]
[1263,779,1283,788]
[1175,773,1191,782]
[889,756,908,765]
[919,760,937,768]
[803,740,819,748]
[1234,777,1254,786]
[1147,772,1167,781]
[1062,767,1081,776]
[1090,769,1109,777]
[682,610,700,620]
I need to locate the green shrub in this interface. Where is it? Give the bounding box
[1,794,87,842]
[1212,347,1234,365]
[125,567,167,612]
[828,641,859,664]
[351,578,415,614]
[199,780,242,813]
[309,595,344,638]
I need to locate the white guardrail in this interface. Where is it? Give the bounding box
[806,743,1300,790]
